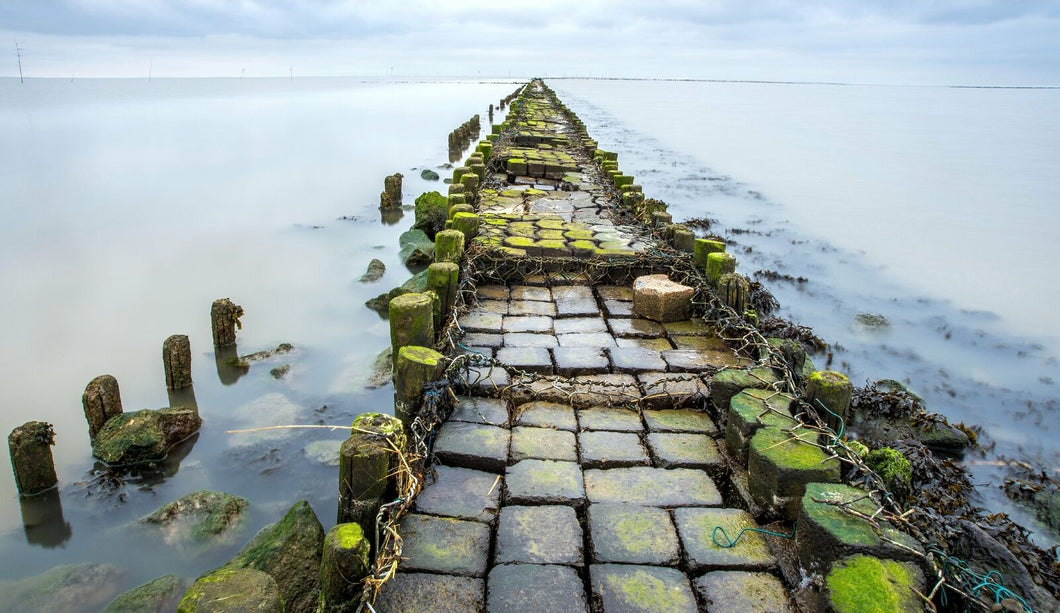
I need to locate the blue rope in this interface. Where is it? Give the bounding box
[711,523,796,548]
[936,551,1032,612]
[456,342,488,356]
[814,398,845,445]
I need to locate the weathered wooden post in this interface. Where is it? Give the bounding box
[162,334,192,390]
[694,238,726,269]
[211,298,243,347]
[805,371,854,433]
[426,262,459,324]
[671,227,696,253]
[9,422,58,496]
[384,173,403,207]
[82,374,122,440]
[394,345,444,424]
[319,523,370,609]
[706,251,737,287]
[718,273,750,314]
[435,229,466,264]
[451,212,480,241]
[388,293,434,356]
[338,413,406,530]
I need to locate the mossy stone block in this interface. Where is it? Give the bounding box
[92,408,201,466]
[588,503,680,565]
[647,432,723,470]
[674,507,777,572]
[805,371,853,433]
[510,426,578,462]
[375,573,485,612]
[726,388,797,464]
[590,564,697,613]
[709,367,781,412]
[672,227,696,253]
[413,465,501,522]
[693,238,726,269]
[488,564,587,612]
[104,574,185,613]
[585,466,721,507]
[748,426,841,520]
[178,568,282,613]
[706,251,738,286]
[495,505,584,565]
[452,166,472,182]
[693,571,796,613]
[824,555,925,613]
[505,459,585,506]
[396,514,491,577]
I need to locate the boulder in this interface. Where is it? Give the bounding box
[140,490,248,546]
[420,169,440,181]
[0,563,124,613]
[413,191,448,238]
[178,568,282,613]
[104,574,185,613]
[221,500,325,613]
[359,258,386,283]
[398,229,435,267]
[92,407,201,465]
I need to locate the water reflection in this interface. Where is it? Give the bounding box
[214,345,248,386]
[380,208,405,226]
[19,489,71,549]
[167,385,199,411]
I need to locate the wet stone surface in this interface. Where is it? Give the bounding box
[647,432,723,470]
[554,346,611,376]
[510,426,578,462]
[577,406,644,432]
[674,507,778,572]
[588,504,681,566]
[579,430,650,468]
[693,571,796,613]
[414,465,502,522]
[433,422,510,473]
[512,401,578,431]
[375,573,485,613]
[398,514,492,577]
[643,409,717,434]
[495,505,584,565]
[584,466,722,507]
[487,564,588,612]
[590,564,698,613]
[449,396,510,427]
[504,459,585,506]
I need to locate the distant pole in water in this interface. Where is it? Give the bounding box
[289,66,293,81]
[148,59,152,82]
[15,41,24,84]
[240,68,245,80]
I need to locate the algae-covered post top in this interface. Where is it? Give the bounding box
[210,298,244,347]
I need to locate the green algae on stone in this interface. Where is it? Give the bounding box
[591,565,697,613]
[388,292,434,355]
[140,490,248,544]
[709,366,781,411]
[398,228,436,266]
[92,407,201,466]
[825,555,924,613]
[178,568,282,613]
[705,251,737,286]
[748,426,840,520]
[319,523,370,608]
[452,212,480,241]
[726,388,797,463]
[0,563,124,613]
[412,191,449,239]
[221,500,324,613]
[104,574,185,613]
[864,447,913,494]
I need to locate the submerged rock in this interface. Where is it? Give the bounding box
[398,229,435,266]
[365,347,393,389]
[140,490,248,546]
[269,364,291,379]
[853,313,890,331]
[420,169,440,181]
[413,191,448,238]
[178,568,282,613]
[359,258,386,283]
[221,500,325,613]
[241,343,295,362]
[302,439,343,466]
[104,574,185,613]
[92,407,201,465]
[0,562,124,613]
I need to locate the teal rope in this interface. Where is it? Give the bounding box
[814,398,845,445]
[936,551,1032,612]
[711,523,796,548]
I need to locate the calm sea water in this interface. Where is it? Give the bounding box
[0,77,518,588]
[553,79,1060,543]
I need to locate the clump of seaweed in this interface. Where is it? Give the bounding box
[757,315,826,352]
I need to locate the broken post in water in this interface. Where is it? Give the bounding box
[81,374,123,440]
[162,334,193,390]
[8,421,58,496]
[211,298,243,347]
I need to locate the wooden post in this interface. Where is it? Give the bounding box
[694,238,726,269]
[211,298,243,347]
[9,421,57,496]
[319,523,370,609]
[388,293,434,356]
[718,273,750,314]
[82,374,122,440]
[338,413,405,530]
[805,371,854,433]
[671,227,696,253]
[426,262,460,324]
[162,334,192,390]
[435,229,466,264]
[706,252,737,286]
[383,173,403,207]
[394,345,444,424]
[451,213,480,241]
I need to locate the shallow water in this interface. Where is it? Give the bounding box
[553,79,1060,544]
[0,77,518,588]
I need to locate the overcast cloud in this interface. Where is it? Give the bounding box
[2,0,1057,84]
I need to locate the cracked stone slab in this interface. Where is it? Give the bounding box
[512,400,578,431]
[579,430,650,468]
[577,406,644,432]
[608,318,666,338]
[460,311,504,333]
[398,514,491,577]
[450,396,509,427]
[590,564,698,613]
[505,459,585,506]
[585,467,722,507]
[502,332,559,348]
[637,372,709,409]
[554,317,608,334]
[588,503,680,565]
[502,315,553,333]
[375,573,485,613]
[646,433,723,470]
[508,300,557,317]
[496,346,554,374]
[433,422,510,473]
[674,508,778,572]
[694,571,795,613]
[643,409,717,434]
[609,347,667,373]
[488,564,588,613]
[495,505,584,565]
[414,465,502,522]
[510,426,578,462]
[553,346,611,377]
[557,332,618,348]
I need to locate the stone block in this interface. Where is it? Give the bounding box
[748,426,841,521]
[585,467,721,507]
[661,349,727,372]
[508,300,557,316]
[450,396,509,427]
[512,401,577,431]
[433,422,510,473]
[608,318,666,338]
[674,507,777,572]
[510,285,552,301]
[553,346,611,376]
[495,346,554,374]
[557,332,618,348]
[609,347,667,373]
[642,408,716,434]
[477,285,509,301]
[597,285,634,301]
[647,433,723,470]
[577,406,643,432]
[632,274,694,323]
[726,388,797,463]
[588,504,680,566]
[495,505,584,565]
[487,564,587,613]
[502,315,553,333]
[579,431,650,469]
[693,571,795,613]
[661,319,714,336]
[590,565,697,613]
[460,311,504,333]
[510,426,578,462]
[553,317,607,334]
[709,367,781,411]
[602,299,635,317]
[455,362,511,398]
[414,465,502,522]
[375,574,484,613]
[616,337,674,351]
[637,372,709,409]
[398,514,491,577]
[505,459,585,506]
[502,332,558,348]
[462,332,503,348]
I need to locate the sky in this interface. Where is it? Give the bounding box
[2,0,1058,85]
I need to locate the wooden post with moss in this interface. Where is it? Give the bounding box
[717,273,750,313]
[319,523,370,609]
[706,252,737,286]
[671,227,696,253]
[394,345,444,425]
[162,334,192,390]
[338,413,406,530]
[426,262,459,324]
[81,374,122,440]
[452,212,480,242]
[388,293,435,357]
[805,370,853,433]
[383,173,402,207]
[435,229,465,264]
[211,298,244,347]
[694,238,726,269]
[9,421,58,496]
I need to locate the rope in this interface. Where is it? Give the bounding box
[934,550,1033,612]
[711,523,796,548]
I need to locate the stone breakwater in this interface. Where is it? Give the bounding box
[346,79,1024,613]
